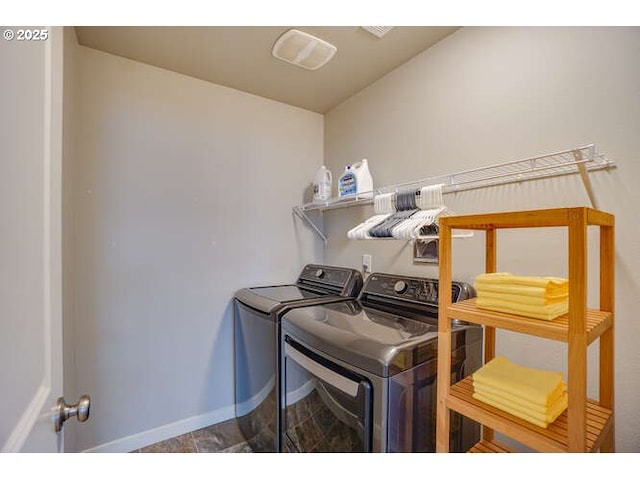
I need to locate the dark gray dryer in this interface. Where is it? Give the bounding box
[233,264,363,452]
[280,272,483,453]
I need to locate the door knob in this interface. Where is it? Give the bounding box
[54,395,91,432]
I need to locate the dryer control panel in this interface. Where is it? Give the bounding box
[359,273,475,307]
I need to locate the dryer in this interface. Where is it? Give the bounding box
[280,272,482,452]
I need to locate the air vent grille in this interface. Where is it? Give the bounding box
[272,29,337,71]
[361,26,394,38]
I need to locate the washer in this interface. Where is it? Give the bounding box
[233,264,363,452]
[280,272,483,453]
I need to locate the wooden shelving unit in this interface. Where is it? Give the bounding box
[435,207,615,453]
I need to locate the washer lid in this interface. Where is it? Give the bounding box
[248,285,327,302]
[234,284,329,314]
[282,301,440,377]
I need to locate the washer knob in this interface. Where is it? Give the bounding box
[315,269,325,278]
[394,280,408,294]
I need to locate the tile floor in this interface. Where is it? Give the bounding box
[132,418,253,453]
[132,382,365,454]
[133,387,362,453]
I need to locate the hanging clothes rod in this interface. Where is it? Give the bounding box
[293,144,615,242]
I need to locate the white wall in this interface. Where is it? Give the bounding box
[66,41,323,452]
[324,26,640,452]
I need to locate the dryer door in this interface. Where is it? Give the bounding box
[282,336,372,452]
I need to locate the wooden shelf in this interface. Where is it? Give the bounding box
[448,377,614,453]
[468,439,514,453]
[441,206,614,230]
[448,299,613,344]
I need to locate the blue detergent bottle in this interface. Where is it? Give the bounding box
[338,165,356,197]
[339,159,373,197]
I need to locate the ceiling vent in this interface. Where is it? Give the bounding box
[361,26,394,38]
[272,29,337,71]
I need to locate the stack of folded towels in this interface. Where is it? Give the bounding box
[472,356,568,428]
[474,272,569,321]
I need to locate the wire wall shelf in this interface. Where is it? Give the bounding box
[293,144,615,243]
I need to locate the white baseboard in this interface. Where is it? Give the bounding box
[82,405,235,453]
[235,377,274,417]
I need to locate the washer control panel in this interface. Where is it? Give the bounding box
[298,264,352,285]
[296,264,364,297]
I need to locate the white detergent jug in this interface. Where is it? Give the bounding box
[312,165,332,202]
[339,158,373,197]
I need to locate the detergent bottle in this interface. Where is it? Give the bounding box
[312,165,332,202]
[338,165,355,197]
[339,159,373,197]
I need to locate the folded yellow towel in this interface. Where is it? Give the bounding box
[472,381,566,413]
[472,390,568,428]
[476,297,568,321]
[476,389,567,423]
[475,272,568,297]
[473,283,567,300]
[476,290,567,306]
[472,356,565,406]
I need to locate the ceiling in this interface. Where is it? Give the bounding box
[74,26,460,113]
